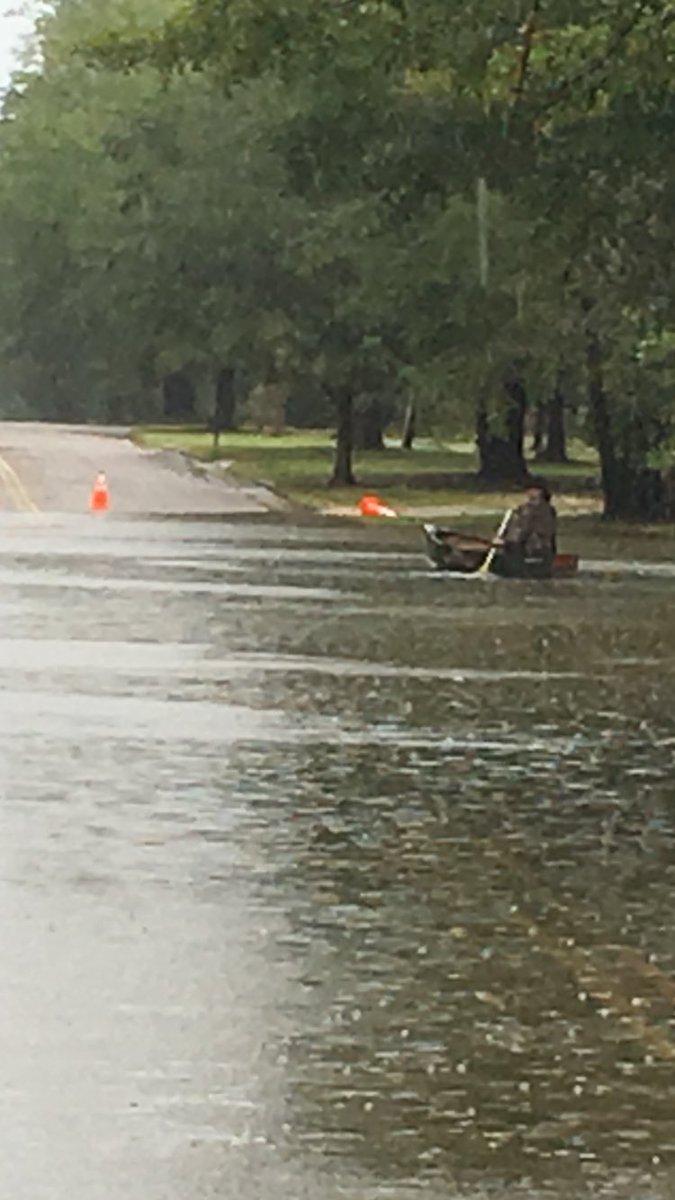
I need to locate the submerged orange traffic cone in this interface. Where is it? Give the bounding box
[358,493,397,518]
[90,471,110,513]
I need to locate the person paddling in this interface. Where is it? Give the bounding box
[496,477,557,579]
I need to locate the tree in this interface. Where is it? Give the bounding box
[163,371,197,422]
[0,4,306,429]
[3,0,673,517]
[212,368,237,447]
[537,384,568,465]
[94,0,672,506]
[400,401,417,450]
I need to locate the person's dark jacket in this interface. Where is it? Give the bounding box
[504,497,557,559]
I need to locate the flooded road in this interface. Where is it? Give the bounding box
[0,511,673,1199]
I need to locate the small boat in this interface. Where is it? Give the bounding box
[423,524,579,579]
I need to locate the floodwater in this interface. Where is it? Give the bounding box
[0,513,673,1200]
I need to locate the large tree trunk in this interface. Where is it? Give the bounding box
[401,401,417,450]
[329,389,356,486]
[664,468,675,519]
[586,332,665,520]
[587,330,619,516]
[544,386,568,462]
[477,373,528,483]
[354,397,385,451]
[531,401,546,457]
[603,461,666,520]
[212,367,237,449]
[504,372,527,461]
[537,386,568,463]
[163,371,197,422]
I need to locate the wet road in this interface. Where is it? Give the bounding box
[0,433,674,1198]
[0,422,277,514]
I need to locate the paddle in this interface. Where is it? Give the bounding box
[476,509,513,577]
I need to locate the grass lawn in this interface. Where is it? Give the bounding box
[133,425,601,517]
[131,424,675,556]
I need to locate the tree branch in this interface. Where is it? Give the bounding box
[538,0,668,114]
[512,1,542,108]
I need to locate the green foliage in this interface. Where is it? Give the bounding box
[0,0,673,510]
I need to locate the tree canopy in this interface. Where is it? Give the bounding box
[0,0,672,513]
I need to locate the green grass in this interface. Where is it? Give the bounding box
[133,425,601,515]
[131,424,675,555]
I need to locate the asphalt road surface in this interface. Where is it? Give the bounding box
[0,423,305,1200]
[0,423,276,515]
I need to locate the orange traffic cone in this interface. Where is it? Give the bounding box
[358,493,397,518]
[90,471,110,513]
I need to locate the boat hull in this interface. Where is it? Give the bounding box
[423,525,579,579]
